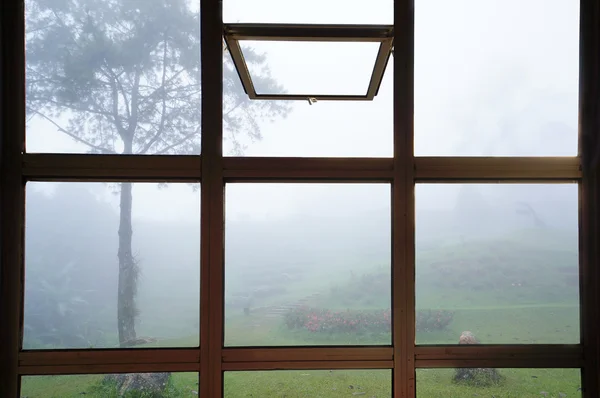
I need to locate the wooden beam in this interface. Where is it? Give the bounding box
[223,157,393,180]
[18,349,200,367]
[223,23,393,42]
[578,0,600,396]
[415,345,582,361]
[222,360,393,371]
[20,154,582,182]
[22,153,201,180]
[415,157,581,181]
[416,358,584,369]
[223,347,393,363]
[393,0,415,396]
[0,0,25,396]
[18,363,199,376]
[200,0,224,396]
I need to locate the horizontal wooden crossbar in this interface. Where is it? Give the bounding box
[222,347,393,362]
[16,344,583,374]
[223,23,394,42]
[222,360,394,371]
[22,154,581,181]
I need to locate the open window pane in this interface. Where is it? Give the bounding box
[24,182,200,349]
[416,368,581,397]
[241,41,380,96]
[414,0,580,156]
[415,184,579,344]
[225,370,392,397]
[21,373,199,397]
[225,184,391,346]
[25,0,201,154]
[223,50,392,156]
[224,0,393,24]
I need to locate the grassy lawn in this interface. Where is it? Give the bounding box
[20,304,582,398]
[20,230,582,397]
[21,367,581,397]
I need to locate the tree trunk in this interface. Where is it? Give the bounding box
[117,181,137,347]
[111,141,169,397]
[117,137,137,348]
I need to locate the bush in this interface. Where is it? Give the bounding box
[416,309,455,332]
[284,307,454,335]
[284,307,390,335]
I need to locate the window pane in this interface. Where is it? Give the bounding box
[225,184,391,346]
[25,0,201,154]
[22,373,199,397]
[24,182,200,349]
[223,50,392,156]
[225,370,392,397]
[416,368,581,397]
[415,184,579,344]
[224,0,392,24]
[415,0,579,156]
[241,41,381,96]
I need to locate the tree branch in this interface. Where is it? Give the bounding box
[28,108,115,154]
[139,34,170,155]
[29,95,118,122]
[128,68,141,138]
[137,68,187,106]
[110,78,127,138]
[154,128,199,155]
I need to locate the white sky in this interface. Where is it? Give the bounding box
[25,0,580,222]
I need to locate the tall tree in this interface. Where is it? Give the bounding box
[26,0,290,347]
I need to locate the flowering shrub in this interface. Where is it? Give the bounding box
[284,307,391,335]
[415,309,455,332]
[284,307,454,334]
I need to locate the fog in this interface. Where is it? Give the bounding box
[22,0,580,352]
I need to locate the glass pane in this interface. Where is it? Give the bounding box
[225,370,392,397]
[417,368,581,397]
[223,51,392,156]
[22,373,199,397]
[224,0,393,24]
[241,41,380,96]
[25,0,201,154]
[415,184,579,344]
[24,182,200,349]
[225,184,391,346]
[415,0,580,156]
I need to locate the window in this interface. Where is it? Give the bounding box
[414,0,580,156]
[2,0,598,397]
[415,183,579,345]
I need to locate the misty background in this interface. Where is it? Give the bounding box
[22,0,580,349]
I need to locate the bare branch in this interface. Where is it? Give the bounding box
[139,34,170,154]
[153,128,199,155]
[137,68,187,106]
[28,108,115,154]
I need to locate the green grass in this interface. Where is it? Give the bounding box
[21,373,199,398]
[223,370,391,397]
[21,368,581,397]
[417,368,581,398]
[21,229,583,397]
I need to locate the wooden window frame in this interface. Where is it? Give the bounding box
[1,0,599,397]
[223,23,394,101]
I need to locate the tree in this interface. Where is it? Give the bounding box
[26,0,290,348]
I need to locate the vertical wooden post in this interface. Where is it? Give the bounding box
[393,0,415,396]
[0,0,25,396]
[200,0,224,396]
[579,0,600,396]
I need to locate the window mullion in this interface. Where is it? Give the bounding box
[392,0,415,397]
[200,0,225,396]
[0,0,26,396]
